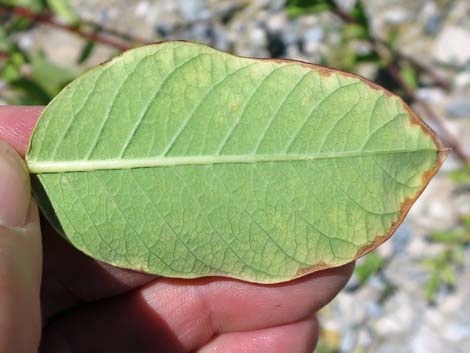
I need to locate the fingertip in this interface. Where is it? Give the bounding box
[0,105,43,157]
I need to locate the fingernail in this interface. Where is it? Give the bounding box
[0,140,31,228]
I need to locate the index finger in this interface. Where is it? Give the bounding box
[0,105,43,158]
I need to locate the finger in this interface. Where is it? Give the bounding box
[0,106,43,157]
[139,263,353,342]
[41,225,155,322]
[40,289,187,353]
[0,140,42,353]
[197,317,318,353]
[40,263,353,353]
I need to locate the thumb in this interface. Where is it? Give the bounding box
[0,140,42,353]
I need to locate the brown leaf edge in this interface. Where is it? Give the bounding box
[194,40,448,281]
[30,41,448,284]
[273,57,448,280]
[171,42,447,281]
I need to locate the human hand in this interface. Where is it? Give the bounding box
[0,105,354,353]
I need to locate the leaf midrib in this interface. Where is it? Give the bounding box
[27,148,439,173]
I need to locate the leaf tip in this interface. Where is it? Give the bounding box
[353,142,447,262]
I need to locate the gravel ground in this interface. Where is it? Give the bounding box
[13,0,470,352]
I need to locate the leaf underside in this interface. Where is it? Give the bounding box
[26,41,445,283]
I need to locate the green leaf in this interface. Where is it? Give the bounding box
[449,166,470,185]
[350,0,370,33]
[285,0,334,17]
[26,41,446,283]
[45,0,79,24]
[30,50,80,96]
[342,23,368,40]
[354,251,385,284]
[400,64,418,90]
[386,30,400,49]
[8,77,52,105]
[422,249,458,302]
[77,40,95,64]
[0,0,43,12]
[1,61,22,82]
[429,230,470,245]
[0,27,10,51]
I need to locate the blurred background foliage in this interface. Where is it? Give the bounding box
[1,0,469,352]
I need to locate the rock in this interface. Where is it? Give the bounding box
[135,1,150,17]
[357,329,373,348]
[443,322,470,343]
[447,99,470,119]
[303,27,324,56]
[454,71,470,90]
[383,7,411,24]
[421,2,442,35]
[135,1,159,26]
[433,26,470,67]
[411,325,448,353]
[339,328,358,352]
[177,0,206,22]
[334,293,367,325]
[266,12,287,32]
[376,239,393,258]
[17,33,33,51]
[408,176,457,231]
[250,26,267,48]
[365,301,383,319]
[425,14,442,35]
[356,63,378,80]
[454,191,470,218]
[304,27,324,44]
[334,0,357,12]
[391,224,411,253]
[211,23,230,51]
[415,88,445,104]
[280,21,300,46]
[373,293,423,336]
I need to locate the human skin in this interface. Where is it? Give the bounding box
[0,105,354,353]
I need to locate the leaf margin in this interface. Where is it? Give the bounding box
[25,41,448,282]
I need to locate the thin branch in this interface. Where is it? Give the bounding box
[79,20,150,46]
[330,6,356,23]
[376,38,450,90]
[331,3,467,164]
[0,5,136,51]
[331,5,450,90]
[387,63,469,164]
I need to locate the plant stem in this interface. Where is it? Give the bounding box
[386,63,469,164]
[331,3,467,164]
[331,6,450,90]
[0,5,138,51]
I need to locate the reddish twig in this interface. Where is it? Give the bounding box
[387,64,469,164]
[331,5,450,90]
[79,19,150,46]
[393,51,450,90]
[331,3,466,164]
[0,5,135,51]
[375,38,450,90]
